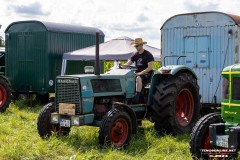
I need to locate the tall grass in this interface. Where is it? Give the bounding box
[0,101,193,160]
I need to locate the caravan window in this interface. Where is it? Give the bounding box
[184,36,209,68]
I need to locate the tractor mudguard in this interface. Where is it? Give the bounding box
[157,65,198,79]
[148,65,198,105]
[113,102,137,134]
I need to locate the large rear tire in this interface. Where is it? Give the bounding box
[37,102,70,138]
[189,112,222,159]
[99,108,132,148]
[0,78,11,113]
[151,73,200,134]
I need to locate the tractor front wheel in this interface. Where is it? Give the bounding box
[0,78,11,113]
[189,112,222,159]
[99,108,132,148]
[151,73,200,134]
[37,102,70,138]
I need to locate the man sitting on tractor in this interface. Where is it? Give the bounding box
[121,38,154,103]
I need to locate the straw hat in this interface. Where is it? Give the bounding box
[130,38,147,46]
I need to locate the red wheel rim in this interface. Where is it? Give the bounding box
[204,134,213,158]
[0,84,7,108]
[176,89,194,126]
[111,118,129,147]
[204,134,211,149]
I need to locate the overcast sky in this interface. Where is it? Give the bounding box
[0,0,240,48]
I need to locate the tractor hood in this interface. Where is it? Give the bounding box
[59,68,135,79]
[222,64,240,73]
[56,68,136,98]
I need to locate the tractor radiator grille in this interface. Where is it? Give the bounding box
[55,77,81,114]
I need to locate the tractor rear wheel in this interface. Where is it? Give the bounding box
[37,102,70,138]
[189,112,222,159]
[151,73,200,134]
[99,108,132,148]
[0,78,11,113]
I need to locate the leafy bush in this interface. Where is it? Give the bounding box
[104,61,161,72]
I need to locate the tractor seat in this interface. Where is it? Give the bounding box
[143,71,154,89]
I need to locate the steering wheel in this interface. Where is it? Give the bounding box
[118,64,138,71]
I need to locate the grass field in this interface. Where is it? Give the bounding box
[0,101,193,160]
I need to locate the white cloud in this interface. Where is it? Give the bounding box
[0,0,240,48]
[183,0,219,12]
[8,2,50,17]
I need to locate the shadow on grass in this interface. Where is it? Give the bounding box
[10,100,44,113]
[40,119,191,159]
[127,125,152,154]
[152,129,190,144]
[54,122,154,156]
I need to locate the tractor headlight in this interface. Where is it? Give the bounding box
[51,113,59,123]
[82,85,87,90]
[158,66,172,74]
[160,69,171,74]
[71,116,80,126]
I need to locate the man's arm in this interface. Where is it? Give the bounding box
[136,61,153,76]
[120,60,133,69]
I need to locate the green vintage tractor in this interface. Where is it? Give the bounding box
[37,36,201,148]
[190,64,240,159]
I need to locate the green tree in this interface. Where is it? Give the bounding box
[104,61,161,72]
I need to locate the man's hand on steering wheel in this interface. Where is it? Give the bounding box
[118,64,123,69]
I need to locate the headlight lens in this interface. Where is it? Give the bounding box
[51,114,59,123]
[71,116,80,126]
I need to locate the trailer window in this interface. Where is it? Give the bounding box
[222,76,229,99]
[91,79,122,93]
[232,77,240,100]
[184,36,209,68]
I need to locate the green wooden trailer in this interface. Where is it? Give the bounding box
[0,20,104,111]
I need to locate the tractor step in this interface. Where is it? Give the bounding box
[114,102,147,112]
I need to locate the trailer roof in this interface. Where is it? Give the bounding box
[161,11,240,29]
[5,20,104,35]
[227,13,240,25]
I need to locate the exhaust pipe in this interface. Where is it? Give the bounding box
[95,32,100,75]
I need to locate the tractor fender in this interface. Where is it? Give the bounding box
[157,65,198,79]
[148,65,198,105]
[113,102,137,134]
[0,75,10,86]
